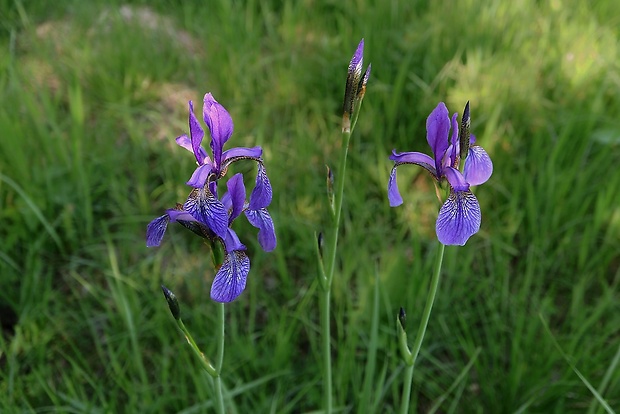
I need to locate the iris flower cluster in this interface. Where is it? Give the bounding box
[147,93,276,303]
[388,102,493,245]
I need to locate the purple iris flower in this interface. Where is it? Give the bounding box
[146,173,276,302]
[176,93,273,240]
[146,92,276,302]
[388,102,493,246]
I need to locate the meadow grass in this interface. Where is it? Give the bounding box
[1,0,619,412]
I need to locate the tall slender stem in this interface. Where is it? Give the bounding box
[214,302,226,414]
[319,128,352,414]
[400,242,445,414]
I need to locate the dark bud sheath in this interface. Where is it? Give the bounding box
[398,306,407,331]
[459,101,471,162]
[326,165,334,209]
[161,285,181,320]
[317,232,324,258]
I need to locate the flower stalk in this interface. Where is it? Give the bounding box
[399,242,445,414]
[318,38,370,414]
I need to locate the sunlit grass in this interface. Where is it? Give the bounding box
[1,0,619,412]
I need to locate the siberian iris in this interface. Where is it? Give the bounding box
[146,93,276,302]
[388,102,493,245]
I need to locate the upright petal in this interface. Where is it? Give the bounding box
[245,208,277,252]
[426,103,450,173]
[387,166,403,207]
[464,146,493,186]
[146,214,170,247]
[210,250,250,303]
[203,93,234,167]
[177,134,209,163]
[183,187,229,239]
[188,101,206,165]
[436,190,481,245]
[248,163,273,210]
[443,167,470,192]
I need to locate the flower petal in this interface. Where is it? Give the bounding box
[183,187,229,239]
[224,227,246,252]
[146,214,170,247]
[210,250,250,303]
[245,208,277,252]
[186,163,214,188]
[203,93,234,167]
[224,173,246,222]
[426,103,450,173]
[387,166,403,207]
[249,163,272,210]
[436,190,481,246]
[464,145,493,186]
[443,166,470,192]
[221,146,263,162]
[389,150,438,178]
[188,101,206,165]
[177,134,209,163]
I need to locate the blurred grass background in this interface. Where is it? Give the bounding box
[0,0,619,412]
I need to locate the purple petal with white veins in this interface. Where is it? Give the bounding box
[183,187,229,239]
[426,103,450,173]
[146,214,170,247]
[387,166,403,207]
[188,101,206,165]
[210,250,250,303]
[444,166,470,192]
[245,208,276,251]
[186,163,213,188]
[203,93,234,167]
[226,173,246,222]
[436,190,481,246]
[464,145,493,186]
[249,163,272,210]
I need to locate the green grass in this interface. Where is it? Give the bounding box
[1,0,619,412]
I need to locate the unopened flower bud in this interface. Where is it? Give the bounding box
[161,285,181,320]
[459,101,470,162]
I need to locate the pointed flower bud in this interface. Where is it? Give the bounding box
[459,101,471,162]
[161,285,181,320]
[342,39,371,132]
[317,232,324,258]
[398,306,407,331]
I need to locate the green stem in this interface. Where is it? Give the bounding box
[320,288,333,413]
[319,128,352,414]
[176,319,217,377]
[214,302,226,414]
[400,241,446,414]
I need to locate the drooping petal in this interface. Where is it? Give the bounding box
[167,208,195,223]
[203,93,234,167]
[387,166,403,207]
[443,166,470,192]
[464,145,493,186]
[146,214,170,247]
[248,163,272,210]
[210,250,250,303]
[426,102,450,173]
[389,150,438,178]
[188,101,206,165]
[436,190,481,246]
[221,146,263,162]
[225,173,246,222]
[183,187,229,239]
[245,208,277,252]
[186,163,214,188]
